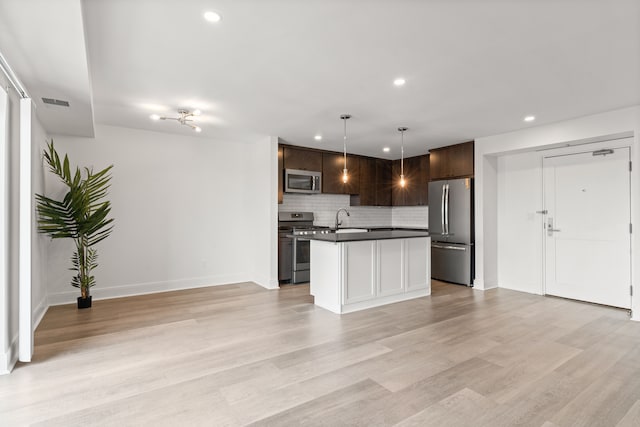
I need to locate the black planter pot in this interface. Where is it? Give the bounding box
[77,296,92,309]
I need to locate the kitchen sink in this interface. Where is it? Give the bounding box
[334,228,368,234]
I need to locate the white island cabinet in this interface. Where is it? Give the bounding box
[309,232,430,314]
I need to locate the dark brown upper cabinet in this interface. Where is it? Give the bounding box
[322,152,360,194]
[283,146,323,171]
[392,154,429,206]
[375,158,392,206]
[358,157,377,205]
[429,141,474,181]
[356,157,392,206]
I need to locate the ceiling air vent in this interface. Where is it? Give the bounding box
[42,97,70,107]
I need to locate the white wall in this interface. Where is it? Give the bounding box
[497,151,543,294]
[475,105,640,320]
[47,124,276,304]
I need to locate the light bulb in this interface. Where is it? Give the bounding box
[193,109,202,116]
[204,11,221,22]
[394,78,406,86]
[194,126,202,132]
[400,175,406,187]
[524,115,535,122]
[342,169,348,183]
[150,114,160,121]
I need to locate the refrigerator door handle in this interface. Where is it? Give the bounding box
[441,184,446,234]
[444,184,450,235]
[432,244,467,251]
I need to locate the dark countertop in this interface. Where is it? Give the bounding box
[305,229,430,243]
[362,226,428,232]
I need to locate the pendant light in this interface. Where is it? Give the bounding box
[398,127,408,187]
[340,114,351,183]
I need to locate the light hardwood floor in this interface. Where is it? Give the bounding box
[1,281,640,426]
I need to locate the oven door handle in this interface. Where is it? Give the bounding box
[291,237,298,267]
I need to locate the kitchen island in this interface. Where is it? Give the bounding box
[308,230,431,314]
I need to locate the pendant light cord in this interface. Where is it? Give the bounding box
[343,116,347,170]
[401,130,404,176]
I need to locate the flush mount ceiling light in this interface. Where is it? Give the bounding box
[204,11,222,22]
[524,115,536,122]
[150,109,202,132]
[340,114,351,183]
[393,78,406,87]
[383,147,390,152]
[314,135,322,141]
[398,127,408,187]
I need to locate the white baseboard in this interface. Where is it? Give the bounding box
[472,279,498,291]
[254,277,280,290]
[316,288,430,315]
[498,283,543,295]
[32,297,49,330]
[47,273,254,305]
[0,334,18,375]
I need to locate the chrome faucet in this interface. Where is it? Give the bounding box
[335,208,350,229]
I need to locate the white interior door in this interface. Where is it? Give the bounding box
[543,147,631,309]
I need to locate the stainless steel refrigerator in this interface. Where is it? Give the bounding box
[428,178,474,286]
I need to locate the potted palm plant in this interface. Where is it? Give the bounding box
[36,141,114,308]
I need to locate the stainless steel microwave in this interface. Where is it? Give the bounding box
[284,169,322,194]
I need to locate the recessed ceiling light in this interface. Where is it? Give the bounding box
[314,135,322,141]
[204,11,221,22]
[524,115,536,122]
[393,78,406,87]
[150,114,160,121]
[383,147,390,152]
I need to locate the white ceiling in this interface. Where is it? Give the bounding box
[0,0,95,137]
[1,0,638,158]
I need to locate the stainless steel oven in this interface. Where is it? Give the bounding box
[278,212,330,284]
[284,169,322,194]
[292,236,311,283]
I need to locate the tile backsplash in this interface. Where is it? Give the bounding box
[391,206,429,228]
[280,193,428,228]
